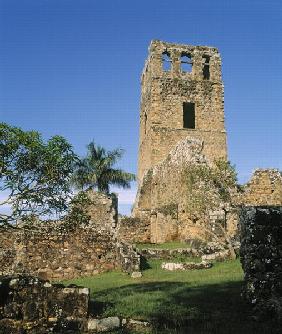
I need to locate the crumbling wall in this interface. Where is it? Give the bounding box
[117,217,151,243]
[243,169,282,206]
[133,137,237,243]
[0,275,89,333]
[0,191,140,280]
[86,191,118,230]
[0,226,118,280]
[240,206,282,322]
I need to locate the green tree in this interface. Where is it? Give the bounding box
[71,141,135,193]
[0,123,77,225]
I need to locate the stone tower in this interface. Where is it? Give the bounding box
[137,40,227,181]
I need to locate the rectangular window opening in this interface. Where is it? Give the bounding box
[203,56,210,80]
[183,102,195,129]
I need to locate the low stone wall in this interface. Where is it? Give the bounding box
[0,275,151,333]
[0,275,89,333]
[0,225,118,280]
[138,247,201,259]
[240,206,282,322]
[137,241,231,260]
[117,217,151,243]
[0,191,142,281]
[161,261,212,271]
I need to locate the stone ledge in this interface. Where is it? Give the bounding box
[161,261,212,271]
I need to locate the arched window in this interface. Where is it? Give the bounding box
[203,55,210,80]
[162,51,171,71]
[180,53,192,72]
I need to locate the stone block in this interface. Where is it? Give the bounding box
[131,271,142,278]
[87,317,120,332]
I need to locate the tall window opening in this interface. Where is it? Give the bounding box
[162,51,171,71]
[203,55,210,80]
[181,53,192,72]
[183,102,195,129]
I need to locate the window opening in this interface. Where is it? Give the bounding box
[203,55,210,80]
[144,113,147,134]
[181,53,192,72]
[162,51,171,71]
[183,102,195,129]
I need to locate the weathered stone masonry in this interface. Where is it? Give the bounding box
[240,206,282,322]
[243,169,282,206]
[0,226,118,281]
[133,40,282,245]
[0,191,140,281]
[0,275,89,333]
[133,40,230,243]
[137,40,227,181]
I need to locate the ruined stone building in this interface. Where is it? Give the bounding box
[133,40,233,243]
[242,169,282,206]
[137,40,227,181]
[132,39,282,244]
[0,191,140,280]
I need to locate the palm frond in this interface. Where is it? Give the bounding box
[71,141,135,193]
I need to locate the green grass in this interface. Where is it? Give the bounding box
[63,260,280,333]
[136,242,191,250]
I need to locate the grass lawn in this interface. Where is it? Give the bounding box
[63,259,279,334]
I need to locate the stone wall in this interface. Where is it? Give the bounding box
[240,206,282,322]
[133,137,238,243]
[137,242,230,260]
[86,191,118,230]
[117,217,151,243]
[132,40,232,244]
[137,40,227,181]
[243,169,282,206]
[0,275,148,333]
[0,275,89,333]
[0,191,141,280]
[0,225,118,280]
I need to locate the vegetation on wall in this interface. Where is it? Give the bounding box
[184,159,238,258]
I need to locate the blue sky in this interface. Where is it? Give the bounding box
[0,0,281,214]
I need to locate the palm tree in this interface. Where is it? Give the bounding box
[71,141,135,194]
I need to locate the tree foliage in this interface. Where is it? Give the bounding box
[0,123,77,225]
[63,191,92,230]
[71,141,135,193]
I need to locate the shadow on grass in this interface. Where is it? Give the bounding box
[140,255,151,271]
[90,280,281,334]
[89,299,114,316]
